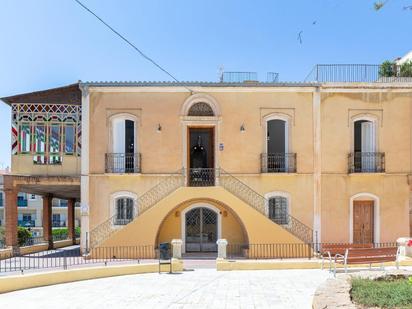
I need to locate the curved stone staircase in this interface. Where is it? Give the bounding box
[89,168,313,249]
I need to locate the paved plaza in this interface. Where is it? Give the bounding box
[0,268,331,308]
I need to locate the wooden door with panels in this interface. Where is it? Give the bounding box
[353,200,374,244]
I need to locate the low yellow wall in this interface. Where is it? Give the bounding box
[0,260,183,294]
[19,244,48,255]
[0,248,12,260]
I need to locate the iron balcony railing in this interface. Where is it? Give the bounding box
[18,220,35,227]
[304,64,412,83]
[261,153,296,173]
[188,168,216,187]
[348,152,385,173]
[105,153,141,173]
[52,220,67,227]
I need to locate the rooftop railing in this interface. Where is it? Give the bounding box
[304,64,412,83]
[220,71,280,83]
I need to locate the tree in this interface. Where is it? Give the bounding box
[379,60,395,77]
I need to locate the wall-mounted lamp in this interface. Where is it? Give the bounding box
[240,124,246,132]
[157,123,162,132]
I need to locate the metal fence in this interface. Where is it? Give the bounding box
[0,245,157,273]
[304,64,412,83]
[221,72,258,83]
[261,153,296,173]
[105,153,141,173]
[348,152,385,173]
[227,242,398,260]
[188,168,216,187]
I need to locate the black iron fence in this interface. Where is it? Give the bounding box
[0,246,157,273]
[261,153,296,173]
[188,168,216,187]
[105,153,141,173]
[20,236,46,247]
[227,242,398,260]
[348,152,385,173]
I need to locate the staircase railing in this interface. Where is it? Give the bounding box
[89,169,185,249]
[219,169,313,244]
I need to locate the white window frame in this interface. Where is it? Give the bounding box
[263,114,291,155]
[108,113,139,154]
[110,191,138,227]
[264,191,291,222]
[350,115,378,153]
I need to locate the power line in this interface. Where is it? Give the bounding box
[73,0,193,92]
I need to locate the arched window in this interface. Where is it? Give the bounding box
[268,196,289,225]
[114,197,134,225]
[188,102,215,116]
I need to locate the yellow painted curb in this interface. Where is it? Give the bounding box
[216,259,412,271]
[0,260,183,294]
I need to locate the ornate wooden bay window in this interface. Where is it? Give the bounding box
[12,103,81,165]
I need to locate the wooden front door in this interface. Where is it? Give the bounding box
[353,201,374,244]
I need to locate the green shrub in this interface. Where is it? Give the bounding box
[351,277,412,308]
[17,227,32,246]
[379,60,396,77]
[52,228,68,238]
[400,60,412,77]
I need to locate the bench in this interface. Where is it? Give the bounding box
[320,243,373,271]
[333,247,400,276]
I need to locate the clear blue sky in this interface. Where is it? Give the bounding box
[0,0,411,167]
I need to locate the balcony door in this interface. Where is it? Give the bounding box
[266,119,288,172]
[112,118,135,172]
[354,120,375,172]
[188,127,215,186]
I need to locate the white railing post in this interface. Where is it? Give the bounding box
[171,239,183,259]
[216,239,228,259]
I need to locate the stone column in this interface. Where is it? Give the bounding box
[171,239,182,259]
[216,239,228,259]
[42,194,53,249]
[4,176,18,247]
[67,199,76,244]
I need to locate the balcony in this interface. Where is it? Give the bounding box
[52,220,67,227]
[188,168,216,187]
[348,152,385,173]
[105,153,141,173]
[18,220,35,227]
[17,199,28,207]
[261,153,297,173]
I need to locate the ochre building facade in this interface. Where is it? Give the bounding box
[2,82,411,254]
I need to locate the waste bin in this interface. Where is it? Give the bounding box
[159,242,171,260]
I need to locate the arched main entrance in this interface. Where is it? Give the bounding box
[183,205,220,252]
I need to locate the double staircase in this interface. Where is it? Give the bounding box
[89,168,313,249]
